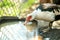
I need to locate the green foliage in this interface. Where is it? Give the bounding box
[21,0,35,11]
[0,0,15,17]
[0,0,15,8]
[0,0,35,17]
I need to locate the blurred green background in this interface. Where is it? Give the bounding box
[0,0,35,17]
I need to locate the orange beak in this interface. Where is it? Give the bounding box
[24,16,32,25]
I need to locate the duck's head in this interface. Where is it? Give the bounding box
[24,13,36,25]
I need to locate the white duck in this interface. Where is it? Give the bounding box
[24,3,60,31]
[24,3,59,24]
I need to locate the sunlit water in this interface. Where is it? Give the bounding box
[0,21,38,40]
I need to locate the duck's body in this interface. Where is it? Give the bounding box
[35,9,55,22]
[24,3,60,30]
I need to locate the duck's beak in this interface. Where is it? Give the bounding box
[24,20,29,25]
[24,16,32,25]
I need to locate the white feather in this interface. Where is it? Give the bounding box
[36,9,55,21]
[37,20,49,28]
[52,20,60,29]
[28,8,55,22]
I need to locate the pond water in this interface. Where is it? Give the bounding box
[0,21,38,40]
